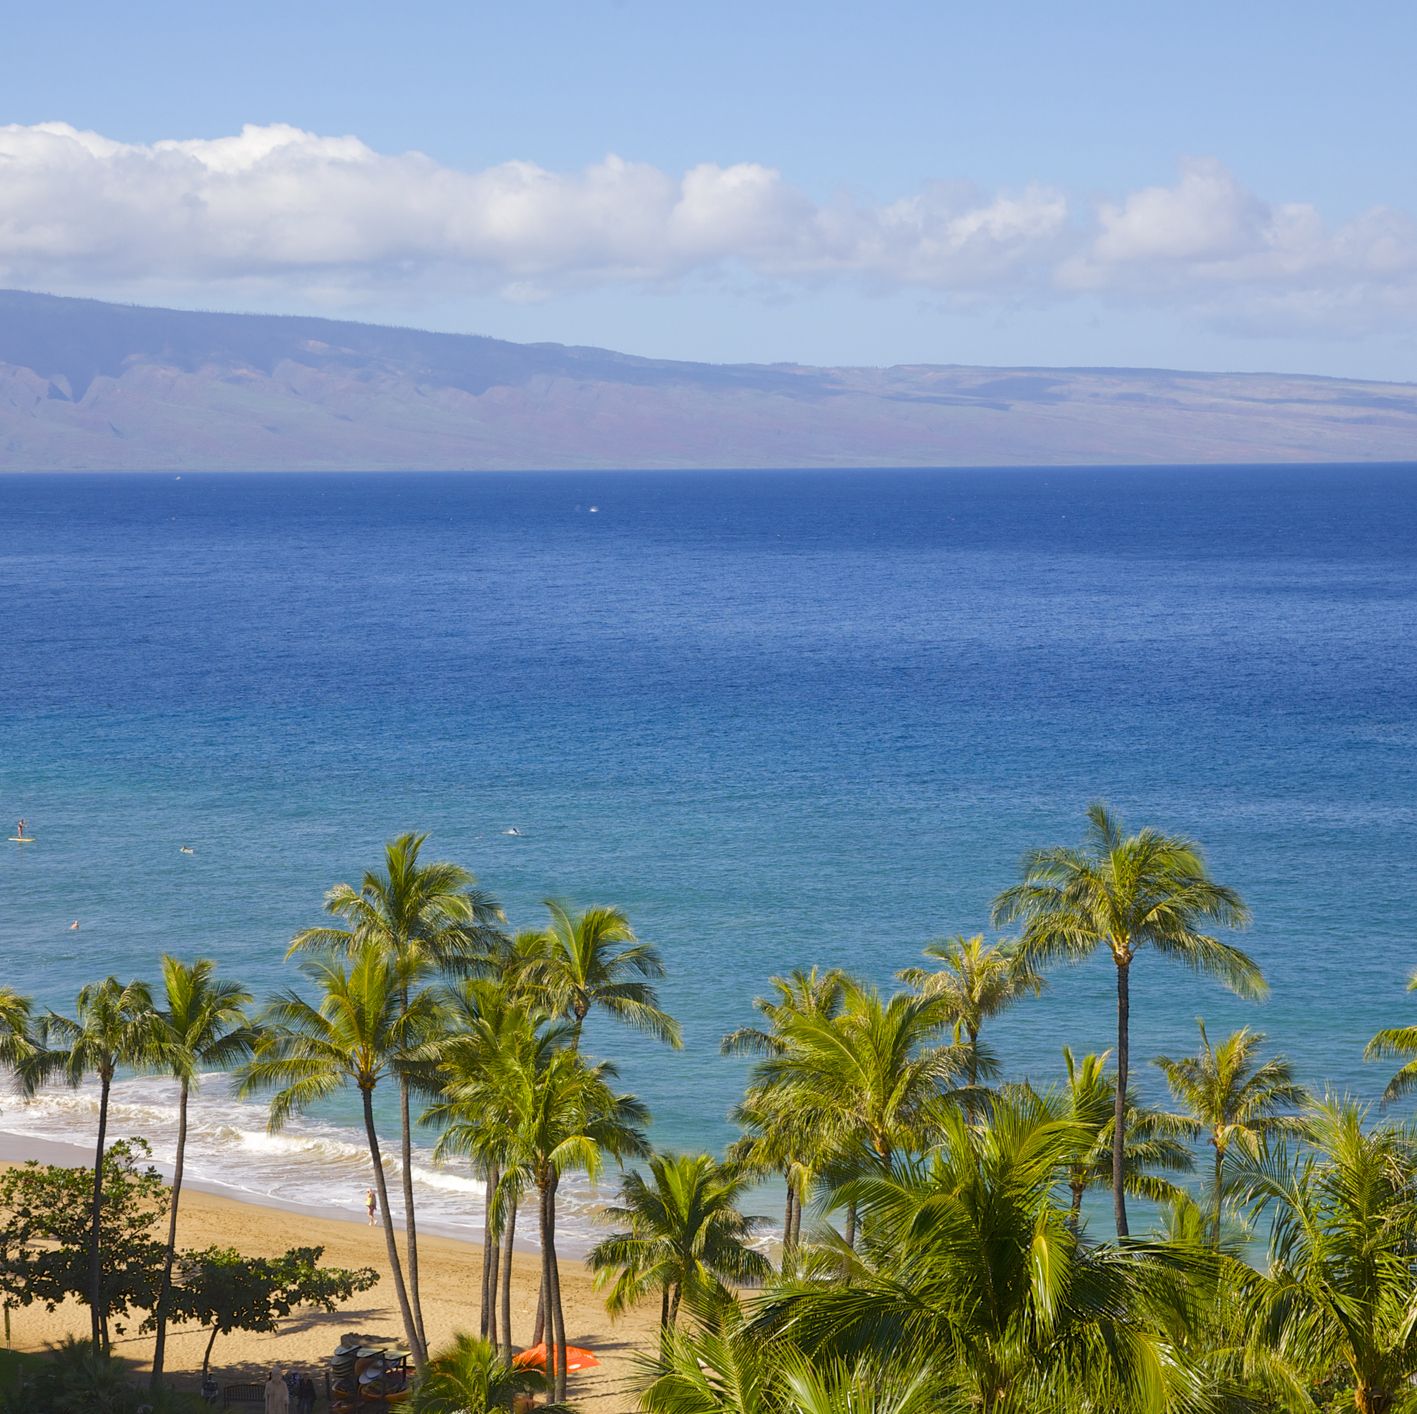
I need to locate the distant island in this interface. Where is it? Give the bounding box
[1,288,1415,471]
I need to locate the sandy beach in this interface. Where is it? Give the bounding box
[0,1158,659,1413]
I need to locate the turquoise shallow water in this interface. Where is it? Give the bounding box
[1,465,1416,1238]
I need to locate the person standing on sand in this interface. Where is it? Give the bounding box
[366,1187,377,1226]
[265,1367,289,1414]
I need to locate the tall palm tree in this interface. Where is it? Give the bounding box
[530,901,682,1051]
[1040,1047,1193,1230]
[1236,1098,1417,1414]
[1154,1021,1306,1246]
[424,980,566,1350]
[589,1151,770,1329]
[723,969,846,1254]
[288,832,503,1350]
[897,934,1043,1092]
[752,1095,1200,1414]
[149,957,256,1389]
[992,802,1259,1237]
[238,944,440,1368]
[31,978,165,1350]
[448,1040,648,1401]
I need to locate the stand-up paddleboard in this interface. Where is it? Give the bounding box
[8,837,34,844]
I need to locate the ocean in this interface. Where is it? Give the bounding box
[2,465,1416,1250]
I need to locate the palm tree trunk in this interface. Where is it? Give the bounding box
[150,1077,189,1388]
[667,1282,682,1328]
[782,1183,796,1260]
[1113,958,1130,1239]
[537,1182,559,1398]
[361,1087,425,1369]
[480,1164,498,1340]
[1069,1181,1084,1231]
[546,1192,568,1403]
[399,1077,428,1350]
[1211,1142,1225,1248]
[499,1199,517,1361]
[843,1199,857,1251]
[89,1071,112,1352]
[659,1285,669,1330]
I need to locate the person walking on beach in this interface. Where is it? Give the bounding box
[366,1187,377,1226]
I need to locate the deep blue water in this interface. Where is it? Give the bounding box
[3,466,1416,1165]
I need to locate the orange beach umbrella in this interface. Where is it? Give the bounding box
[513,1342,600,1373]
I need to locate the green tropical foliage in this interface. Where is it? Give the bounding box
[412,1332,561,1414]
[1154,1020,1306,1244]
[167,1244,378,1379]
[1237,1098,1417,1414]
[753,1095,1201,1414]
[29,978,168,1350]
[897,934,1043,1090]
[590,1151,770,1328]
[1028,1046,1194,1228]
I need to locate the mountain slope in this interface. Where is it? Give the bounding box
[1,289,1414,469]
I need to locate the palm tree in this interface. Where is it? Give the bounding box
[897,934,1043,1093]
[1041,1047,1193,1230]
[424,980,565,1351]
[0,988,34,1071]
[992,802,1258,1236]
[30,977,165,1350]
[748,981,964,1248]
[238,944,439,1368]
[412,1332,560,1414]
[723,969,846,1254]
[643,1310,947,1414]
[149,957,256,1389]
[589,1151,770,1329]
[1364,973,1417,1103]
[752,1095,1201,1414]
[1154,1020,1306,1246]
[530,901,682,1051]
[461,1041,648,1401]
[288,831,503,1351]
[1236,1098,1417,1414]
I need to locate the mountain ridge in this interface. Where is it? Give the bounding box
[1,289,1415,470]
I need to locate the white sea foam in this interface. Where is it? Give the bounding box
[0,1074,611,1256]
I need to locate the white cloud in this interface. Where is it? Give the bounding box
[0,122,1066,300]
[0,124,1414,337]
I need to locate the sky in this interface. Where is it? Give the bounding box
[2,0,1416,379]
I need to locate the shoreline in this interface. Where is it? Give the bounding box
[0,1137,658,1413]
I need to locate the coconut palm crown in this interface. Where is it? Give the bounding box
[992,802,1258,1236]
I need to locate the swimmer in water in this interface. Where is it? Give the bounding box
[179,846,194,855]
[69,920,79,931]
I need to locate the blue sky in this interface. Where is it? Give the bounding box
[3,1,1415,377]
